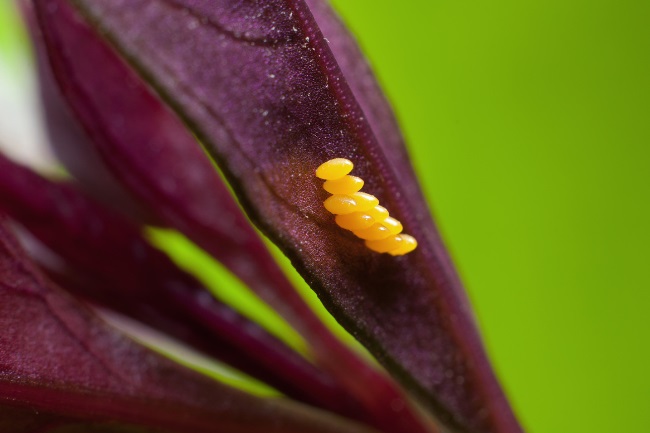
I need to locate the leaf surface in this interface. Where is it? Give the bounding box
[0,215,374,433]
[301,3,523,432]
[48,0,526,431]
[31,2,430,432]
[45,0,528,431]
[0,153,362,418]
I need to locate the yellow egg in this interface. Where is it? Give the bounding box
[365,235,404,253]
[388,234,418,256]
[381,217,403,235]
[315,158,354,180]
[323,175,364,195]
[353,223,392,241]
[335,213,375,230]
[366,205,389,222]
[323,195,358,215]
[349,192,379,212]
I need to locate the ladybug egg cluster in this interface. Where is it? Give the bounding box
[315,158,417,256]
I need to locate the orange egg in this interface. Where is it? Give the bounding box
[365,235,404,253]
[315,158,354,180]
[323,175,364,195]
[335,213,375,230]
[323,195,358,215]
[388,234,418,256]
[353,223,392,241]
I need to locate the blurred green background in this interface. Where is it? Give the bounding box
[1,1,649,432]
[329,1,650,432]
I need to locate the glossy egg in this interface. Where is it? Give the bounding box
[335,213,375,231]
[353,223,392,241]
[349,192,379,212]
[323,175,364,195]
[323,195,358,215]
[366,205,389,222]
[365,235,404,253]
[388,234,418,256]
[315,158,354,180]
[380,217,403,235]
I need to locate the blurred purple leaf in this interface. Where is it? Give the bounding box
[0,215,375,433]
[0,152,365,419]
[0,405,152,433]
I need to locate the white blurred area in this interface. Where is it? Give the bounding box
[0,3,56,171]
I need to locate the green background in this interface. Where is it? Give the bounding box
[2,1,650,432]
[329,1,650,432]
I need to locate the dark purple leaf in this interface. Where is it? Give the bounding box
[30,2,431,432]
[303,0,428,213]
[0,215,376,433]
[31,0,314,334]
[0,404,165,433]
[46,1,523,432]
[301,2,523,432]
[26,2,155,225]
[0,152,367,420]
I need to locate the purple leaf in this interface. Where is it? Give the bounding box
[25,1,154,225]
[47,1,523,432]
[300,2,523,432]
[30,2,431,432]
[0,216,375,433]
[31,0,313,332]
[0,153,366,420]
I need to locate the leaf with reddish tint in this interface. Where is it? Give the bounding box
[0,153,365,420]
[46,1,523,432]
[0,405,167,433]
[303,0,429,212]
[0,216,375,433]
[31,2,431,433]
[298,3,523,432]
[30,0,306,328]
